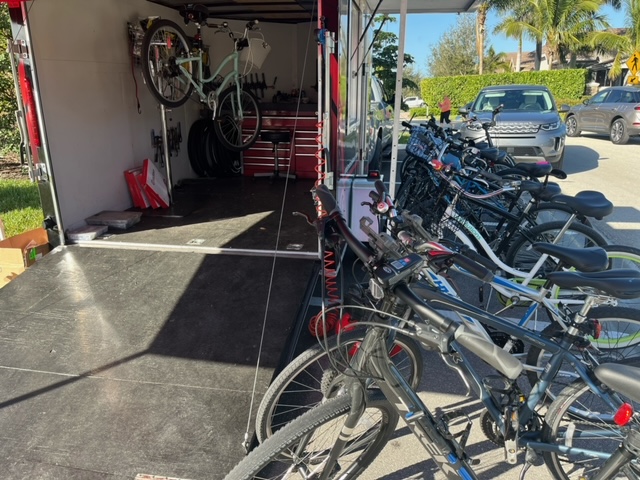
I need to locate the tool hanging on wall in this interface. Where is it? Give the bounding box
[151,129,164,168]
[167,122,182,157]
[260,73,266,98]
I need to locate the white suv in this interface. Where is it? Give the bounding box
[405,96,425,109]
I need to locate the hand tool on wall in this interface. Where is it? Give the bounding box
[151,129,165,168]
[260,73,266,98]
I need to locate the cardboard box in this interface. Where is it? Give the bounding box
[0,227,50,288]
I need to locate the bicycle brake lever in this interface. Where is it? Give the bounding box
[292,211,314,226]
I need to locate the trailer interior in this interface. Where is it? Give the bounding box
[0,0,478,478]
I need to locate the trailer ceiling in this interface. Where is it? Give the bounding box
[147,0,479,24]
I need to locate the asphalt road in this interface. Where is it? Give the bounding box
[356,134,640,480]
[555,134,640,249]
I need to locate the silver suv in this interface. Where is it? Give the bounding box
[565,86,640,144]
[459,85,568,169]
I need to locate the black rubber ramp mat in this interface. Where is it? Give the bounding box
[0,246,316,479]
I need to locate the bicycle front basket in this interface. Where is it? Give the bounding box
[239,38,271,71]
[405,126,432,161]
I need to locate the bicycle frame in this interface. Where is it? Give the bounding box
[320,283,625,480]
[175,49,242,105]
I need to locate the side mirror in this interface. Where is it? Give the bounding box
[583,99,589,105]
[558,104,570,113]
[458,106,469,115]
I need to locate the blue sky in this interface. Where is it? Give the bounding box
[386,6,628,75]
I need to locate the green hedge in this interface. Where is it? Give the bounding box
[421,69,588,117]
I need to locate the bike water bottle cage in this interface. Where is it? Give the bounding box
[180,4,209,25]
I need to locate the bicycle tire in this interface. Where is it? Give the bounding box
[226,392,398,480]
[255,329,423,442]
[141,19,194,108]
[504,220,608,276]
[187,119,209,177]
[214,87,262,152]
[526,306,640,397]
[541,378,640,480]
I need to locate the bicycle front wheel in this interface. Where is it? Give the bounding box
[141,19,194,108]
[214,87,262,152]
[542,379,640,480]
[226,392,398,480]
[505,220,607,276]
[255,330,422,442]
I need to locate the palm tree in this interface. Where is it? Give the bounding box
[484,46,514,72]
[476,0,522,74]
[494,2,535,71]
[493,0,609,70]
[590,0,640,79]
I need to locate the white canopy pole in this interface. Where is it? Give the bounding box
[388,0,407,199]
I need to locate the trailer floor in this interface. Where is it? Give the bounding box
[0,176,323,480]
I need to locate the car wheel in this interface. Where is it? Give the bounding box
[565,115,580,137]
[610,118,630,145]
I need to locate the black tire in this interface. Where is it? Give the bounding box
[226,392,398,480]
[214,87,262,152]
[255,330,423,442]
[565,115,581,137]
[610,118,630,145]
[542,378,640,480]
[526,306,640,398]
[603,244,640,271]
[187,119,208,177]
[141,19,194,108]
[504,220,608,276]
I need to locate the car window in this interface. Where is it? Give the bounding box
[621,91,638,103]
[589,90,609,105]
[606,89,623,103]
[474,89,554,112]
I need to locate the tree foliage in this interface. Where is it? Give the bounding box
[0,4,20,153]
[427,14,479,77]
[372,15,418,95]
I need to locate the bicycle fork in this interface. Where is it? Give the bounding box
[593,427,640,480]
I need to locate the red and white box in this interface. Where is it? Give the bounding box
[141,159,170,209]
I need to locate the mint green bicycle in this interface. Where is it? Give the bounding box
[141,6,268,151]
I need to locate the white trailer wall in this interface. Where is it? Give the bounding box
[27,0,319,232]
[27,0,196,232]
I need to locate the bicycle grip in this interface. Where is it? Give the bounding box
[374,179,387,197]
[314,184,338,214]
[459,246,498,273]
[452,254,494,283]
[401,121,412,129]
[246,19,259,29]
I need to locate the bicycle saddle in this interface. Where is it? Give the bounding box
[546,269,640,299]
[551,190,613,220]
[511,162,553,178]
[519,180,561,200]
[180,4,209,25]
[595,364,640,404]
[532,243,608,272]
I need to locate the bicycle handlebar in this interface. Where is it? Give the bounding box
[314,185,374,265]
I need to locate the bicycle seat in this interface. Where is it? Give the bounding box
[545,269,640,299]
[532,243,608,272]
[550,190,613,219]
[180,4,209,25]
[511,162,553,178]
[595,364,640,404]
[519,181,561,200]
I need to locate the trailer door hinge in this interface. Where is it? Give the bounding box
[30,163,48,182]
[11,39,29,58]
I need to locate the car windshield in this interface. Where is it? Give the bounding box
[473,89,555,112]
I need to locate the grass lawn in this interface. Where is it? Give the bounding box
[0,158,44,238]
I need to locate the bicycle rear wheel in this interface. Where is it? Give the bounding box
[141,19,194,108]
[542,379,640,480]
[214,87,262,152]
[526,306,640,398]
[226,392,398,480]
[255,329,422,442]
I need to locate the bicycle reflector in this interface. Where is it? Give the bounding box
[614,403,634,426]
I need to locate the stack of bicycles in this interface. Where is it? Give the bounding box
[222,177,640,479]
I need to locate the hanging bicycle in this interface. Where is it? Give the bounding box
[140,5,270,151]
